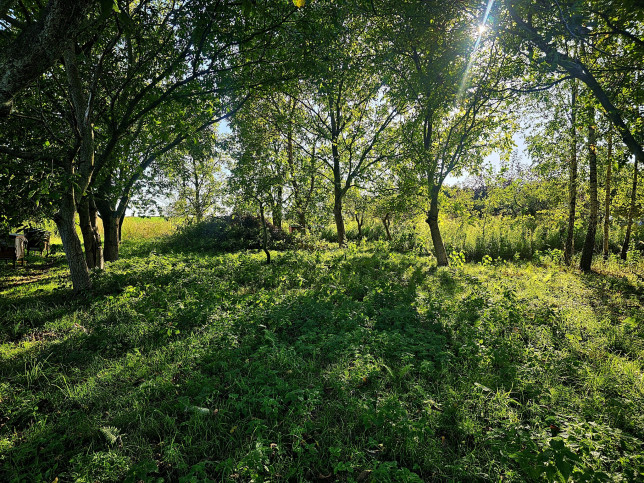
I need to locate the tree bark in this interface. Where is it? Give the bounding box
[78,194,104,270]
[355,212,364,241]
[272,186,283,231]
[101,212,121,263]
[580,104,598,272]
[621,149,639,260]
[603,130,612,260]
[54,195,91,292]
[564,79,578,266]
[334,189,346,247]
[332,139,346,246]
[259,200,271,264]
[55,46,95,291]
[427,186,449,266]
[382,213,392,241]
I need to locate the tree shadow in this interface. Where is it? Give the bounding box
[2,251,627,481]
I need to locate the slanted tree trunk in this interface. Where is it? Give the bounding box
[258,200,271,264]
[119,214,125,243]
[382,213,392,241]
[580,104,598,272]
[78,194,104,270]
[193,164,203,223]
[621,149,639,260]
[427,185,449,266]
[603,131,612,260]
[55,194,91,291]
[564,79,578,266]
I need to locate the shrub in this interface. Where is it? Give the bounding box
[164,213,293,252]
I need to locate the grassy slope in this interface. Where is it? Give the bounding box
[0,233,643,481]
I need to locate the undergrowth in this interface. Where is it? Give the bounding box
[0,241,643,481]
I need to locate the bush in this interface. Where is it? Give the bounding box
[165,213,293,252]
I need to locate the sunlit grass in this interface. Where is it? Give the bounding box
[0,236,643,480]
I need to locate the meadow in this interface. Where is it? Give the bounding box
[1,218,643,481]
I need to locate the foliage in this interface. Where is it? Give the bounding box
[165,214,292,253]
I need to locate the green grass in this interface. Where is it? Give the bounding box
[1,230,643,481]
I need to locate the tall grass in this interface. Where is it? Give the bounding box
[319,213,643,264]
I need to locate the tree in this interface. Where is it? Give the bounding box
[580,101,599,272]
[381,0,514,265]
[229,106,287,264]
[1,0,299,290]
[163,129,226,223]
[502,0,644,213]
[299,69,398,246]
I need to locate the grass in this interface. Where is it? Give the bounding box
[0,221,643,481]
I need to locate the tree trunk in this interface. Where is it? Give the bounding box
[78,195,104,270]
[95,194,123,262]
[580,104,598,272]
[564,79,578,266]
[259,201,271,264]
[56,46,95,291]
[118,214,125,243]
[272,186,283,231]
[621,149,639,260]
[382,213,392,241]
[427,186,448,266]
[603,130,612,260]
[102,213,121,262]
[355,212,364,241]
[297,210,307,231]
[54,195,91,292]
[334,189,346,247]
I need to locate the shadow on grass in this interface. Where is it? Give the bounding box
[3,250,637,481]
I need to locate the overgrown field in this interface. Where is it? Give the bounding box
[1,234,644,481]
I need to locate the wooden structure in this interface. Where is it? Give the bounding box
[24,227,50,256]
[0,234,27,267]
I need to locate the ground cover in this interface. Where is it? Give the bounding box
[1,237,643,481]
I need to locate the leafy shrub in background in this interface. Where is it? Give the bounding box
[164,213,293,252]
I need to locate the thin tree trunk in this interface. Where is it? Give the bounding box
[355,212,364,241]
[332,144,346,246]
[564,79,578,266]
[78,195,104,270]
[580,104,598,272]
[273,186,283,231]
[603,130,612,260]
[621,150,639,260]
[259,200,271,264]
[334,189,346,247]
[118,214,125,243]
[382,213,392,241]
[427,186,448,266]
